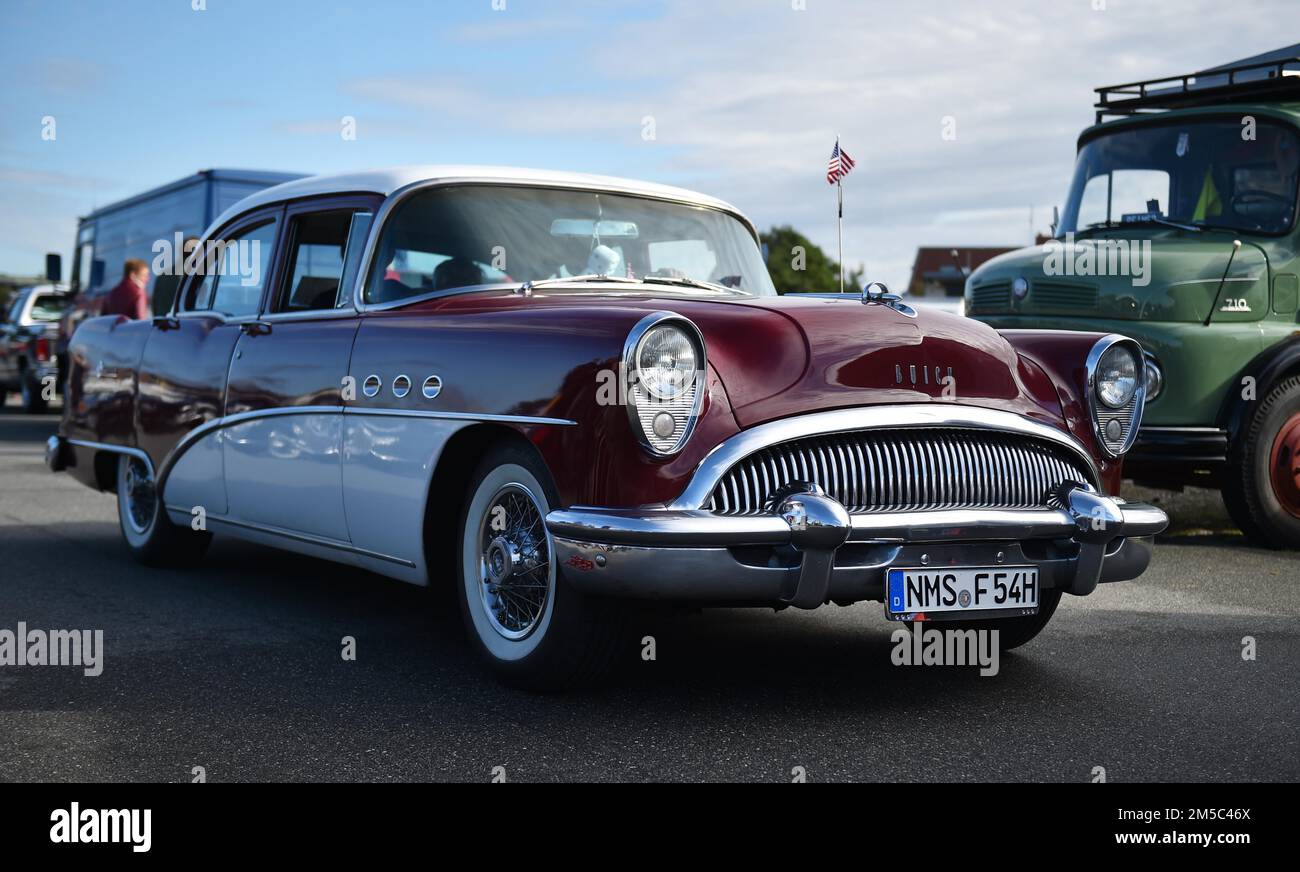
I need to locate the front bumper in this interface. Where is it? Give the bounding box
[546,484,1168,609]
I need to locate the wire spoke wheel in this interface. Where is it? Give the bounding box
[478,483,552,640]
[123,456,157,534]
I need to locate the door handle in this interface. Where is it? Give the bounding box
[240,321,272,336]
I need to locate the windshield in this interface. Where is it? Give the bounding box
[29,293,69,321]
[364,184,775,304]
[1059,118,1300,236]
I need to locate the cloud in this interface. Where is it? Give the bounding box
[390,0,1293,289]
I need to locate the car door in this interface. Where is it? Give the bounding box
[137,206,282,516]
[221,196,378,541]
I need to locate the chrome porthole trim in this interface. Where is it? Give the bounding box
[392,374,411,398]
[362,374,382,398]
[422,374,443,399]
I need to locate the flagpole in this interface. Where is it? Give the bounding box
[837,178,844,294]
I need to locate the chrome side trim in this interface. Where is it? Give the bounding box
[668,405,1102,511]
[351,178,763,313]
[189,511,416,568]
[347,407,577,426]
[155,404,577,496]
[157,404,344,493]
[66,439,155,478]
[1085,334,1146,458]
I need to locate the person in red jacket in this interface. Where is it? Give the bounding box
[101,259,150,320]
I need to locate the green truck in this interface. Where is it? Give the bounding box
[967,46,1300,548]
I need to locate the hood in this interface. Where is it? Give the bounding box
[415,288,1065,431]
[656,295,1063,429]
[968,231,1269,323]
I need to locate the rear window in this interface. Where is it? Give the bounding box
[29,294,69,321]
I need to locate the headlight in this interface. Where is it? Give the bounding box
[1143,356,1163,402]
[1095,344,1138,408]
[635,324,697,400]
[1087,336,1147,458]
[624,314,706,456]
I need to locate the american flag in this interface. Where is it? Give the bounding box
[826,139,855,185]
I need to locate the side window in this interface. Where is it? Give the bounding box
[275,210,372,312]
[180,220,277,318]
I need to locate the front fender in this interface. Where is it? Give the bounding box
[997,328,1125,493]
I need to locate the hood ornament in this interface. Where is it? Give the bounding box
[861,281,917,318]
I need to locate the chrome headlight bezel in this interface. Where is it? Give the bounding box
[1085,335,1146,458]
[622,313,707,457]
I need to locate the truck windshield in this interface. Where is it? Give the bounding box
[364,184,775,304]
[1059,118,1300,236]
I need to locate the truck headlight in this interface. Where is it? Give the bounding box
[624,314,706,456]
[1143,355,1163,402]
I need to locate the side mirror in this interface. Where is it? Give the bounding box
[1050,206,1060,238]
[45,253,62,283]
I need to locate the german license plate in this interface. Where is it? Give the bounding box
[886,566,1039,618]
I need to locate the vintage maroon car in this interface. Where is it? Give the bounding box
[47,166,1168,688]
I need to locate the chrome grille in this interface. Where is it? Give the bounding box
[707,427,1093,516]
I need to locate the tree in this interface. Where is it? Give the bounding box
[760,225,864,294]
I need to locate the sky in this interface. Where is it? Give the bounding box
[0,0,1295,291]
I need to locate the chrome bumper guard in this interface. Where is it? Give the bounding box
[545,483,1168,608]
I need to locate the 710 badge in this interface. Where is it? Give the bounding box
[887,565,1038,618]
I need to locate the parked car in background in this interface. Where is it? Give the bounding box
[0,283,69,412]
[57,169,304,390]
[48,166,1167,688]
[967,46,1300,548]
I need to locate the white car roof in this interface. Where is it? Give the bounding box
[211,165,748,234]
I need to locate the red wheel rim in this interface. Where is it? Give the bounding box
[1268,414,1300,518]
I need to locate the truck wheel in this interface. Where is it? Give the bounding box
[456,443,624,690]
[116,454,212,566]
[936,589,1063,651]
[1223,376,1300,548]
[19,370,48,413]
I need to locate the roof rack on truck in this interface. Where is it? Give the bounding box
[1094,46,1300,122]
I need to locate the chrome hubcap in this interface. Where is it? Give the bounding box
[478,483,551,640]
[123,457,156,534]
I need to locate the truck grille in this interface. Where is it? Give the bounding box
[1033,280,1098,312]
[707,427,1093,516]
[969,281,1011,312]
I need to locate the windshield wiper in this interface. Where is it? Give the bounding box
[1141,215,1202,233]
[1073,221,1119,237]
[638,275,733,294]
[517,273,640,293]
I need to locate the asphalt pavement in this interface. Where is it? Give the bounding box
[1,398,1296,782]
